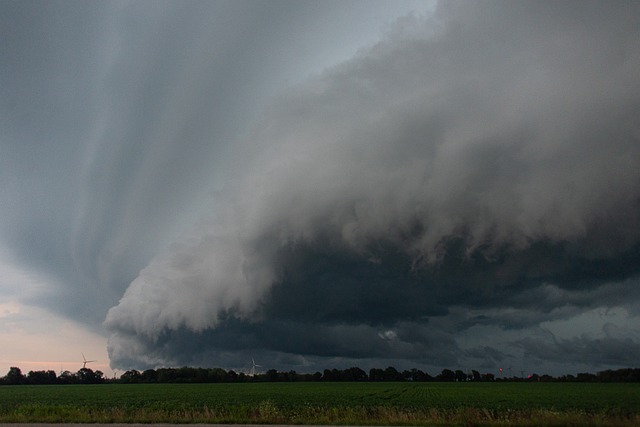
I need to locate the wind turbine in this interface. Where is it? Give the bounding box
[250,358,262,376]
[81,353,96,369]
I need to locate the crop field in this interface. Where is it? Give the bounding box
[1,382,639,426]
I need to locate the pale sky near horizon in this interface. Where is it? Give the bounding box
[2,0,640,378]
[0,252,110,375]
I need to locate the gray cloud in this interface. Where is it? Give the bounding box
[516,322,640,368]
[2,1,639,376]
[103,1,640,375]
[1,0,429,323]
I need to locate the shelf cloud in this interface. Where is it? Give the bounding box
[2,1,639,375]
[104,1,640,373]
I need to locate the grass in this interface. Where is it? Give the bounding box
[1,382,639,425]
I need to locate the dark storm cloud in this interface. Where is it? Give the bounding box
[104,0,640,374]
[2,0,638,375]
[108,317,460,371]
[516,323,640,368]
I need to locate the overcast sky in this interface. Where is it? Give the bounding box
[2,0,640,378]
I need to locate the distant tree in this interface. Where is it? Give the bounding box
[157,368,177,383]
[471,370,481,381]
[76,368,102,384]
[298,372,315,382]
[576,372,596,382]
[481,372,495,381]
[437,369,456,382]
[627,369,640,382]
[369,368,384,381]
[265,369,279,382]
[597,369,615,382]
[226,369,239,382]
[454,370,468,382]
[5,367,26,385]
[142,369,158,383]
[342,367,367,381]
[382,366,398,381]
[120,369,142,383]
[58,370,75,384]
[287,370,300,381]
[176,366,198,382]
[618,368,640,382]
[409,368,433,382]
[207,367,228,382]
[595,369,640,382]
[322,369,341,381]
[27,370,57,384]
[382,366,403,381]
[194,368,209,383]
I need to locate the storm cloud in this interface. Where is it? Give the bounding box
[103,1,640,374]
[2,1,639,376]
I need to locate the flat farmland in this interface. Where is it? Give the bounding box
[1,382,639,425]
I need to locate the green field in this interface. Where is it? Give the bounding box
[1,382,639,425]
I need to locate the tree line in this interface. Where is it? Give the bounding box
[3,365,640,385]
[0,367,105,385]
